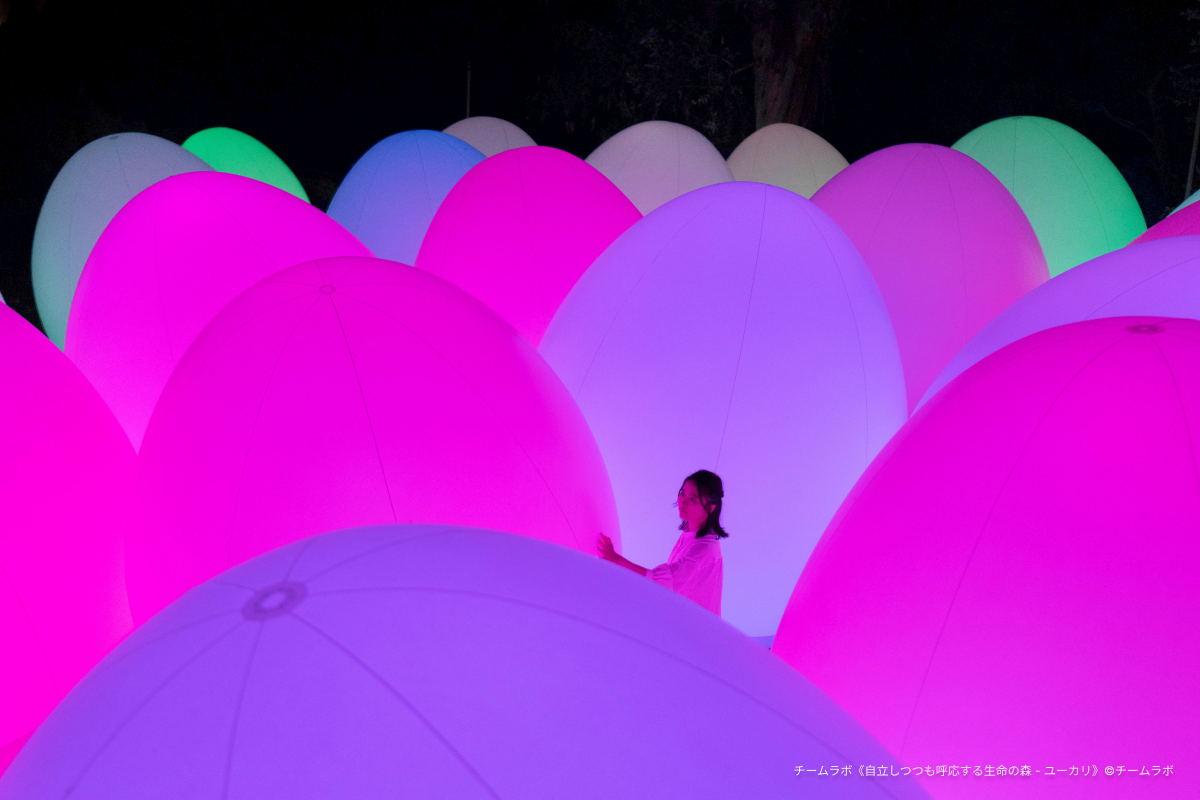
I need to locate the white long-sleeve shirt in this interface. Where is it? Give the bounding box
[645,530,723,615]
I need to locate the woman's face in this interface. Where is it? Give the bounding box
[677,480,712,531]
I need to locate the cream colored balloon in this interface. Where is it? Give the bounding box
[727,123,848,198]
[586,121,733,215]
[443,116,536,158]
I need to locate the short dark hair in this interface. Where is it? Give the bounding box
[678,469,728,539]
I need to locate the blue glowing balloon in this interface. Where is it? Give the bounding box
[328,131,485,265]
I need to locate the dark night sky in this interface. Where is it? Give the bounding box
[1,0,1195,331]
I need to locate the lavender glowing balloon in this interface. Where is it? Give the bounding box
[585,121,733,214]
[66,171,371,449]
[1,524,931,800]
[812,143,1049,412]
[32,132,211,348]
[921,236,1200,406]
[416,146,640,345]
[128,257,619,624]
[726,123,848,198]
[540,182,907,638]
[774,316,1200,800]
[0,305,133,773]
[328,130,484,266]
[443,116,536,157]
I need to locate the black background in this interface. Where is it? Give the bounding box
[2,0,1194,331]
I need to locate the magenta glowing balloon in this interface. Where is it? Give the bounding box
[127,257,619,624]
[1,524,931,800]
[1131,201,1200,244]
[416,146,639,345]
[0,305,133,773]
[921,236,1200,406]
[585,120,733,215]
[774,316,1200,800]
[812,143,1049,412]
[65,171,372,449]
[540,182,907,638]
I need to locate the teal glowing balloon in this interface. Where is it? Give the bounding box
[953,116,1145,277]
[182,127,309,202]
[1172,187,1200,216]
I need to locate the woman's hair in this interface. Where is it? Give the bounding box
[678,469,728,539]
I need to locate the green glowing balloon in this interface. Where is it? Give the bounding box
[953,116,1145,277]
[182,127,309,202]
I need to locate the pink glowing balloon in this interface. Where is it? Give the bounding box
[128,257,619,624]
[0,305,133,773]
[66,171,372,449]
[774,316,1200,800]
[1131,201,1200,245]
[416,146,640,345]
[812,143,1049,412]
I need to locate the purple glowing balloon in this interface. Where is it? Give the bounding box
[1130,201,1200,244]
[66,171,372,449]
[1,524,931,800]
[774,316,1200,800]
[812,143,1049,412]
[540,182,907,638]
[921,235,1200,406]
[128,257,619,624]
[0,305,133,773]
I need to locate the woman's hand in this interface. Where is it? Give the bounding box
[595,533,648,576]
[596,532,618,562]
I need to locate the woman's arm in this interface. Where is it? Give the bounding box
[597,533,648,576]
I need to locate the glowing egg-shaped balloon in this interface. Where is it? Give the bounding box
[813,143,1048,413]
[726,123,848,198]
[328,130,484,265]
[1131,201,1200,244]
[443,115,536,157]
[540,182,907,638]
[585,120,733,214]
[953,116,1146,277]
[0,305,133,773]
[128,257,619,624]
[66,171,371,449]
[775,316,1200,800]
[416,146,640,345]
[182,126,309,201]
[1172,186,1200,215]
[31,132,211,348]
[2,524,930,800]
[921,236,1200,406]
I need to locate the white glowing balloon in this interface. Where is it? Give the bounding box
[443,117,536,158]
[32,133,211,348]
[727,123,848,198]
[585,121,733,214]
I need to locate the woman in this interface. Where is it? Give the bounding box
[597,470,726,615]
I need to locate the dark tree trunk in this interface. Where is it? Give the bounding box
[749,0,841,130]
